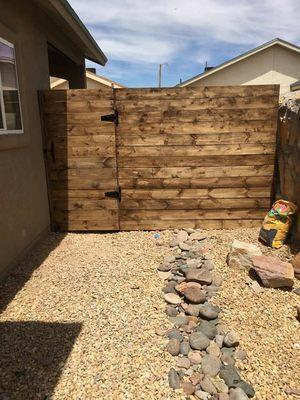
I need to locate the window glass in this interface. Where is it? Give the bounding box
[0,38,23,133]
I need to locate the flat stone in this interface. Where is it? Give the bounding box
[170,231,189,247]
[186,303,202,316]
[158,263,172,272]
[165,305,178,317]
[195,390,210,400]
[213,379,229,393]
[227,240,262,270]
[292,253,300,277]
[184,287,207,304]
[187,258,203,268]
[203,260,215,270]
[167,338,180,356]
[229,388,249,400]
[177,357,191,369]
[164,255,176,264]
[220,365,241,388]
[186,268,213,285]
[175,281,188,294]
[201,355,221,376]
[236,380,255,397]
[179,242,191,251]
[200,376,218,394]
[215,334,224,348]
[167,329,183,342]
[180,341,191,356]
[182,381,195,395]
[189,332,210,350]
[197,321,217,340]
[251,255,294,288]
[168,368,180,389]
[169,315,188,327]
[206,341,221,357]
[219,394,230,400]
[165,293,182,305]
[188,350,202,364]
[223,331,239,347]
[190,232,207,241]
[162,281,177,294]
[198,304,220,320]
[158,271,171,280]
[190,372,204,386]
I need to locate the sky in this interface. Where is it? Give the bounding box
[69,0,300,88]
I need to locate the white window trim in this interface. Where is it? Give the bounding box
[0,36,24,135]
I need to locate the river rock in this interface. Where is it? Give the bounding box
[229,388,249,400]
[207,341,221,357]
[167,329,183,342]
[197,321,217,340]
[190,232,207,241]
[170,231,189,247]
[168,368,180,389]
[165,293,182,305]
[195,390,211,400]
[220,365,241,387]
[167,339,180,356]
[201,355,221,376]
[199,304,220,320]
[179,242,191,251]
[188,350,202,365]
[200,376,218,394]
[223,331,239,347]
[292,253,300,278]
[185,303,202,316]
[203,260,215,270]
[227,240,262,270]
[165,305,178,317]
[221,347,236,365]
[169,315,188,327]
[158,263,172,272]
[189,332,210,350]
[186,268,213,285]
[251,255,294,288]
[236,380,255,397]
[182,381,195,395]
[158,271,171,280]
[180,341,190,356]
[177,357,191,369]
[184,287,207,304]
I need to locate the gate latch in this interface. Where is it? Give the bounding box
[105,187,121,200]
[101,110,119,126]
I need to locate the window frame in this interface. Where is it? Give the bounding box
[0,36,23,134]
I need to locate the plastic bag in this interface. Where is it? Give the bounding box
[259,200,297,248]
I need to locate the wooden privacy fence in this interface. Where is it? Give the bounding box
[41,85,279,231]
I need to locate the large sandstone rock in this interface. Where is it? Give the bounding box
[185,268,213,285]
[227,240,262,270]
[292,253,300,278]
[251,255,294,288]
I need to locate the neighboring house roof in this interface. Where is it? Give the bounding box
[34,0,107,65]
[50,70,126,89]
[178,38,300,87]
[290,80,300,91]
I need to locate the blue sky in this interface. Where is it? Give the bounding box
[69,0,300,87]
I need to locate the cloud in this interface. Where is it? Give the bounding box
[69,0,300,86]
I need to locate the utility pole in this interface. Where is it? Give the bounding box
[158,63,168,87]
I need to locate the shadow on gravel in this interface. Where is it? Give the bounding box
[0,233,66,314]
[0,321,81,400]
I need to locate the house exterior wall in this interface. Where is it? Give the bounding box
[0,0,86,278]
[189,45,300,94]
[52,76,113,90]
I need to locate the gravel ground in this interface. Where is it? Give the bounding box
[0,229,299,400]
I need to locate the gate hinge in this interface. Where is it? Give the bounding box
[105,187,121,200]
[101,110,119,126]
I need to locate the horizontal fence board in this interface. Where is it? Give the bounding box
[51,190,109,199]
[119,143,274,157]
[43,89,113,102]
[118,154,275,168]
[51,157,116,169]
[118,120,276,135]
[119,132,276,146]
[118,176,273,189]
[53,198,118,211]
[121,187,271,200]
[51,135,115,146]
[50,178,118,190]
[56,221,120,231]
[115,85,279,100]
[118,165,274,179]
[47,127,115,137]
[50,168,116,180]
[122,198,271,210]
[120,209,267,220]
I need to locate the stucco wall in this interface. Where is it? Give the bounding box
[0,0,85,278]
[190,45,300,94]
[52,76,112,90]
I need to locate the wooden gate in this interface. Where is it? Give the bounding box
[41,89,120,231]
[41,85,279,231]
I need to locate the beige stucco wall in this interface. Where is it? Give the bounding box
[0,0,86,278]
[190,45,300,94]
[53,76,113,90]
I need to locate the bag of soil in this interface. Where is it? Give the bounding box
[259,200,297,248]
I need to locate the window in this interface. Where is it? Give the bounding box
[0,37,23,133]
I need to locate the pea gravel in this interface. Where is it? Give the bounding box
[0,228,299,400]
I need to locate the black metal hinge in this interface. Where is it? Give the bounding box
[105,187,121,200]
[101,110,119,126]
